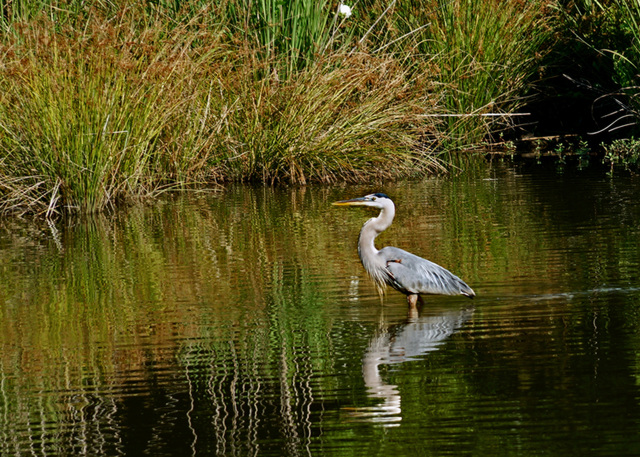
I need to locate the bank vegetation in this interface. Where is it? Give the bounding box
[0,0,638,216]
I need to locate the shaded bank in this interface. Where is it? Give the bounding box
[525,0,640,143]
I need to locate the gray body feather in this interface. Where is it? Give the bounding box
[379,246,474,297]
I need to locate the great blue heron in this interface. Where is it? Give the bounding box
[333,193,475,309]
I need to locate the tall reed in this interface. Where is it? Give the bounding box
[0,10,226,215]
[424,0,552,148]
[326,0,553,148]
[214,52,444,184]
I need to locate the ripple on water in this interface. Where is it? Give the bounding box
[2,167,640,456]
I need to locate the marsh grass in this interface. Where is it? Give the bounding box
[425,0,552,147]
[339,0,552,148]
[0,11,227,215]
[0,0,551,216]
[216,53,445,184]
[603,137,640,169]
[227,0,335,77]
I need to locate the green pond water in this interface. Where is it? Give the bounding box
[1,159,640,456]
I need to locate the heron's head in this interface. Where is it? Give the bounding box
[333,193,393,209]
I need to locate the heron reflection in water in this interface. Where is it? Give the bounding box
[333,193,475,312]
[353,306,474,424]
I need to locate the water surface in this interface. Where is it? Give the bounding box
[1,160,639,456]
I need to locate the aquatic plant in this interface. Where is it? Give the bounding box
[603,137,640,169]
[0,3,443,215]
[347,0,552,149]
[223,0,356,77]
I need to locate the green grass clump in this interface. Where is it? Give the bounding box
[214,53,444,184]
[425,0,552,148]
[603,137,640,169]
[0,11,228,216]
[348,0,552,149]
[224,0,339,77]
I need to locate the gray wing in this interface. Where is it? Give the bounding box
[379,246,475,297]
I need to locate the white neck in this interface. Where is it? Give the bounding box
[357,201,395,265]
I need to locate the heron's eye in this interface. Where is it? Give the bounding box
[372,197,376,201]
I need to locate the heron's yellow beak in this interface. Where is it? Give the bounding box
[332,197,368,206]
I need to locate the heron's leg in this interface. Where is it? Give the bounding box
[407,294,419,319]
